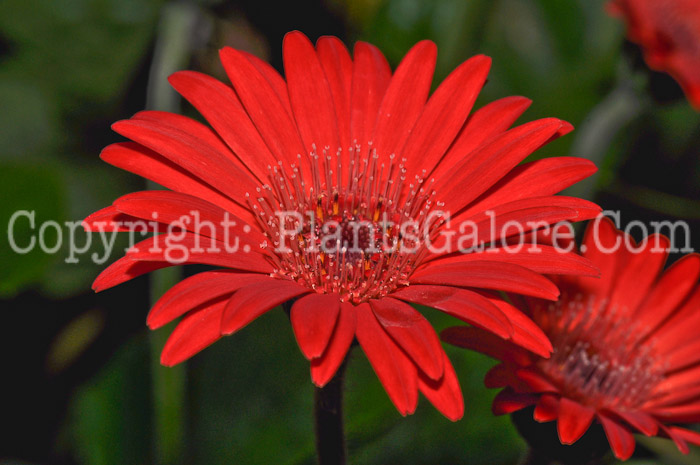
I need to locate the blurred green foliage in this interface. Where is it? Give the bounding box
[3,0,700,464]
[0,0,162,297]
[0,164,66,295]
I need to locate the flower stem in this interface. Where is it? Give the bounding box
[281,299,349,464]
[314,360,348,465]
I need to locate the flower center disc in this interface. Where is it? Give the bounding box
[534,295,666,410]
[247,144,445,304]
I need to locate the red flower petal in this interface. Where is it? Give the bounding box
[392,285,513,339]
[372,40,436,159]
[161,298,227,366]
[439,118,566,214]
[646,382,700,409]
[653,286,700,353]
[112,190,266,248]
[440,326,534,365]
[427,245,599,278]
[168,70,277,183]
[83,205,164,233]
[355,303,418,415]
[660,424,691,455]
[492,387,538,415]
[291,293,341,360]
[283,31,340,153]
[516,368,558,393]
[438,196,600,254]
[665,338,700,373]
[349,41,391,152]
[411,260,560,301]
[484,363,516,388]
[370,297,444,381]
[614,410,659,437]
[93,233,273,291]
[220,279,310,335]
[649,399,700,423]
[668,426,700,450]
[477,293,553,358]
[100,142,243,217]
[316,36,352,150]
[608,234,669,316]
[571,216,625,299]
[401,54,491,178]
[418,351,464,421]
[219,46,306,170]
[93,259,170,292]
[147,271,269,329]
[598,413,636,460]
[464,157,598,216]
[127,112,261,200]
[112,114,256,209]
[310,302,356,387]
[656,364,700,398]
[636,253,700,334]
[457,195,602,234]
[429,96,532,181]
[533,394,560,422]
[557,397,595,444]
[239,50,293,116]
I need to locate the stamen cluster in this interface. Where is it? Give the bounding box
[534,295,665,410]
[247,143,446,303]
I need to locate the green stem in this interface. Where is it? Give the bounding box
[282,300,349,464]
[314,359,349,465]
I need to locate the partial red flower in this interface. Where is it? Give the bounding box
[444,217,700,459]
[608,0,700,109]
[85,31,599,420]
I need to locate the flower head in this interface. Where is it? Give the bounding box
[444,218,700,459]
[86,31,599,420]
[608,0,700,109]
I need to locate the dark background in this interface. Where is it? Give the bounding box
[2,0,700,464]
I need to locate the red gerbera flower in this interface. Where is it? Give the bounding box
[608,0,700,109]
[444,217,700,459]
[85,31,599,420]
